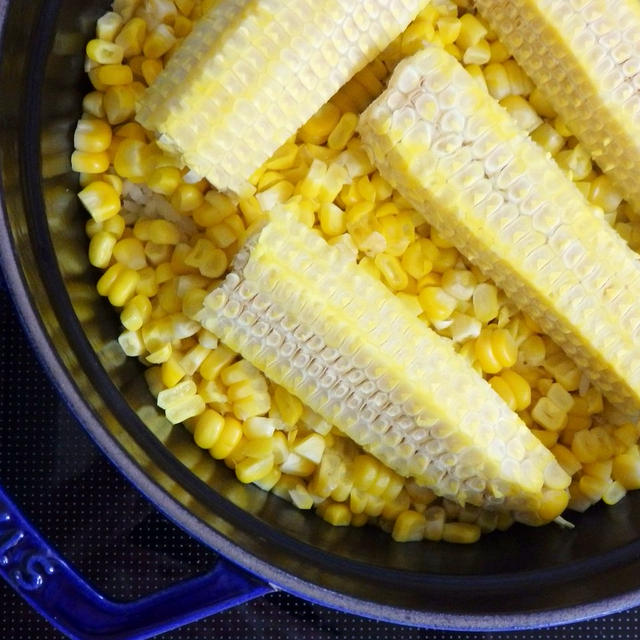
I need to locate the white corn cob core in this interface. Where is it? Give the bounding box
[198,212,570,520]
[137,0,428,198]
[358,46,640,415]
[475,0,640,212]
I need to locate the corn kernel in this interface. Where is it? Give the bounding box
[499,95,542,133]
[463,38,491,65]
[327,113,359,151]
[86,39,124,65]
[483,63,510,100]
[115,17,146,57]
[89,64,133,89]
[71,150,110,174]
[121,294,152,331]
[78,180,121,222]
[419,286,457,322]
[96,11,123,41]
[210,417,243,459]
[143,24,176,59]
[375,253,409,291]
[74,119,112,153]
[299,102,341,145]
[442,522,481,544]
[88,231,117,268]
[113,237,147,270]
[589,174,623,213]
[147,166,182,197]
[236,455,275,484]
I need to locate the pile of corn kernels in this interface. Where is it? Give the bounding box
[73,0,640,543]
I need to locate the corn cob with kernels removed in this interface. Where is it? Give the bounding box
[197,211,570,524]
[358,45,640,414]
[136,0,429,198]
[474,0,640,212]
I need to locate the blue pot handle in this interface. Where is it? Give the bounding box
[0,484,273,639]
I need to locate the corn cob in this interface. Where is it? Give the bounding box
[136,0,428,198]
[474,0,640,212]
[197,212,570,523]
[358,45,640,414]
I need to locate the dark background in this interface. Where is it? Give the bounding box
[1,283,638,639]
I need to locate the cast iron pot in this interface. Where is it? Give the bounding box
[3,1,640,638]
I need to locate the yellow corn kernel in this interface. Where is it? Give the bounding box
[74,119,112,153]
[141,58,163,86]
[465,64,488,92]
[463,38,491,65]
[89,64,133,89]
[143,24,176,59]
[489,40,510,63]
[524,86,553,118]
[98,263,140,307]
[358,256,381,280]
[351,454,380,493]
[418,286,457,322]
[96,11,123,41]
[136,266,158,297]
[161,356,186,388]
[401,238,436,280]
[115,17,146,57]
[273,386,303,427]
[318,203,346,237]
[589,174,623,213]
[614,423,640,450]
[205,221,237,249]
[378,214,414,257]
[483,62,510,100]
[612,449,640,490]
[86,39,124,65]
[88,231,116,268]
[292,434,325,465]
[299,102,341,145]
[113,237,147,270]
[503,60,533,96]
[200,345,236,381]
[104,85,136,124]
[551,444,582,476]
[499,95,542,134]
[423,505,446,541]
[582,460,613,482]
[475,327,517,374]
[602,480,627,506]
[489,375,516,411]
[113,138,150,180]
[571,430,605,465]
[519,334,546,367]
[184,238,227,278]
[147,166,182,197]
[171,183,204,213]
[442,522,481,544]
[236,455,274,484]
[579,475,608,503]
[148,219,180,245]
[555,144,592,181]
[120,294,152,332]
[327,113,359,151]
[530,122,565,157]
[501,370,531,411]
[210,417,243,460]
[430,246,458,272]
[456,13,488,50]
[78,180,121,222]
[71,150,110,174]
[530,428,559,449]
[547,383,574,414]
[553,116,572,138]
[375,253,409,291]
[532,397,568,432]
[437,16,461,44]
[391,510,426,542]
[542,352,581,391]
[83,91,105,118]
[320,502,352,527]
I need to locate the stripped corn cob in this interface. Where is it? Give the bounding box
[197,212,570,523]
[474,0,640,212]
[358,46,640,414]
[137,0,428,197]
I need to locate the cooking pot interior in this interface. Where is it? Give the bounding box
[3,0,640,624]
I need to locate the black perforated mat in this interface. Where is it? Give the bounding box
[2,281,639,639]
